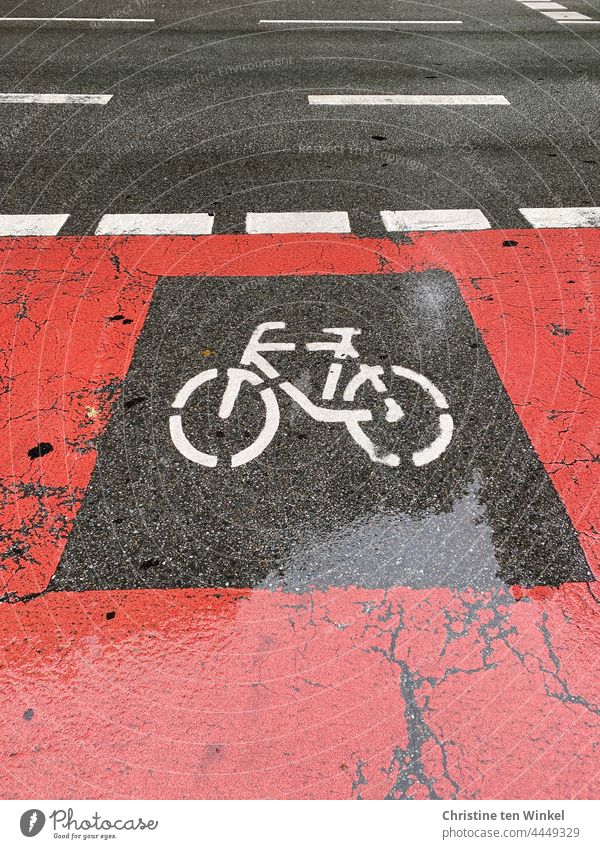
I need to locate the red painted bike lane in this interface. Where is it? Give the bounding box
[0,231,598,799]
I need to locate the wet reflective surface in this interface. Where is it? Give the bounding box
[52,271,591,591]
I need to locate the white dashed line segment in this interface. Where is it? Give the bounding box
[523,2,566,8]
[0,214,69,235]
[95,214,215,235]
[519,207,600,228]
[260,20,463,25]
[245,211,351,233]
[381,209,492,232]
[308,95,510,106]
[541,10,592,18]
[515,0,599,24]
[0,93,112,104]
[0,17,156,23]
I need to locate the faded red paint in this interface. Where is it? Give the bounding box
[0,244,155,598]
[1,583,598,799]
[0,230,598,799]
[449,232,600,578]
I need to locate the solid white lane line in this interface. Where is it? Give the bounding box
[541,10,591,18]
[381,209,491,232]
[95,214,214,235]
[309,95,510,106]
[0,214,69,235]
[260,19,463,24]
[519,207,600,228]
[0,93,112,104]
[246,211,351,233]
[0,17,155,23]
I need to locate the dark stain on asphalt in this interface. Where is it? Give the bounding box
[28,442,53,460]
[124,396,146,409]
[550,324,573,336]
[140,558,161,569]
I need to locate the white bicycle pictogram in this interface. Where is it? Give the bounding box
[169,322,453,469]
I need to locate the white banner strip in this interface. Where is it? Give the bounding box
[0,800,597,848]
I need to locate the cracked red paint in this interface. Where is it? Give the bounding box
[1,583,598,799]
[0,244,154,598]
[0,230,598,798]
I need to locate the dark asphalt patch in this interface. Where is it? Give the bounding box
[51,271,591,591]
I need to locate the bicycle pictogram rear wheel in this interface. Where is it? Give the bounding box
[169,367,280,468]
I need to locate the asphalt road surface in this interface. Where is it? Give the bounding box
[0,0,600,233]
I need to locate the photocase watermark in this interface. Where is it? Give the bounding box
[19,807,158,839]
[20,809,46,837]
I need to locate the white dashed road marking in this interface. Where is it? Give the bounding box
[260,20,463,25]
[0,93,112,105]
[0,214,69,235]
[95,214,215,235]
[381,209,491,232]
[519,207,600,228]
[0,17,155,23]
[308,95,510,106]
[246,211,351,233]
[522,3,567,9]
[515,0,598,23]
[0,208,599,236]
[543,10,593,19]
